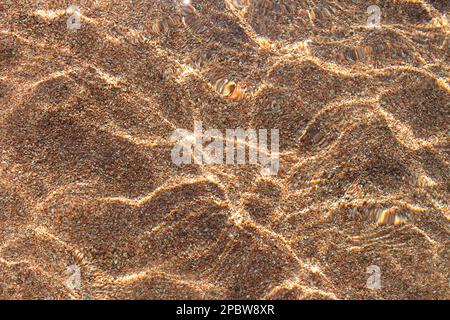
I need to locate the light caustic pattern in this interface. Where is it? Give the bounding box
[0,0,449,299]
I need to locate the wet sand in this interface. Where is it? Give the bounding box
[0,0,449,299]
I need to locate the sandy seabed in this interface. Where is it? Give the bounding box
[0,0,449,299]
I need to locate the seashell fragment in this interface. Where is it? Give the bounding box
[152,19,170,34]
[226,0,248,10]
[355,47,365,61]
[213,78,244,100]
[182,3,196,16]
[373,207,408,226]
[312,131,326,146]
[182,3,204,31]
[280,2,292,14]
[306,127,326,146]
[342,46,375,63]
[74,250,84,264]
[168,15,183,28]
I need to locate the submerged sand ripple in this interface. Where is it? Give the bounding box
[0,0,449,299]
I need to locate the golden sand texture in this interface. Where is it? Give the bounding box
[0,0,449,299]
